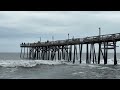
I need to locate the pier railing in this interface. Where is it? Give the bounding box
[20,33,120,47]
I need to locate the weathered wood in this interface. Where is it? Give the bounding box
[40,49,42,60]
[20,47,22,58]
[65,46,68,60]
[86,44,89,64]
[98,43,101,64]
[62,46,64,59]
[69,45,72,61]
[36,47,39,60]
[90,44,92,64]
[58,46,60,60]
[23,47,25,59]
[93,44,97,64]
[67,45,69,61]
[51,50,53,60]
[21,33,120,47]
[105,42,108,64]
[54,48,56,60]
[60,50,61,60]
[29,48,32,59]
[48,47,50,60]
[68,45,70,61]
[73,45,76,64]
[20,32,120,65]
[92,44,94,64]
[75,45,78,60]
[114,41,117,65]
[41,47,44,60]
[63,49,65,60]
[100,49,104,59]
[39,48,40,60]
[103,42,107,64]
[79,44,82,64]
[27,47,28,59]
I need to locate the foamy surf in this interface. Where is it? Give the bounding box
[0,60,68,68]
[0,58,119,67]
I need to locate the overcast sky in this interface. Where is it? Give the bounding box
[0,11,120,53]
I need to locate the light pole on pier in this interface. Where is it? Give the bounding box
[68,33,69,40]
[99,27,101,36]
[52,36,54,41]
[40,37,41,42]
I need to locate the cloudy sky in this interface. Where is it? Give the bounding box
[0,11,120,52]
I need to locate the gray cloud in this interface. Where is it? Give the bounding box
[0,11,120,52]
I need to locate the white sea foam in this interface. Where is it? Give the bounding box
[72,72,84,75]
[0,60,67,67]
[72,72,78,75]
[99,58,120,65]
[0,58,119,68]
[98,67,109,69]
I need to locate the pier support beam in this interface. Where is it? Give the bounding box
[79,44,83,64]
[73,45,76,64]
[20,47,22,59]
[93,44,97,64]
[23,47,25,59]
[105,42,108,64]
[98,42,101,64]
[27,47,28,59]
[114,41,117,65]
[104,42,107,64]
[75,45,78,60]
[90,44,92,64]
[58,46,60,60]
[86,44,89,64]
[69,45,72,61]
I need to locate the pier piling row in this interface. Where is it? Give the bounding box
[20,33,120,65]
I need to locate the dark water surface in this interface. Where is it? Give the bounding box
[0,53,120,79]
[0,64,120,79]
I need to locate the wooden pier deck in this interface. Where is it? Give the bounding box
[20,33,120,65]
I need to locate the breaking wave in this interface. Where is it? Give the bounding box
[0,58,120,68]
[0,60,68,68]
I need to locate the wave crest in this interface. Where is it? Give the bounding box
[0,60,67,68]
[0,58,120,68]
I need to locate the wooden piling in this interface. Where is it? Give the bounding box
[105,42,108,64]
[54,47,56,60]
[73,45,76,64]
[75,45,78,60]
[93,44,97,64]
[36,47,39,60]
[20,47,22,59]
[60,49,61,60]
[69,45,72,61]
[23,47,25,59]
[27,47,28,59]
[98,43,101,64]
[92,44,94,64]
[104,42,107,64]
[58,46,60,60]
[79,44,82,64]
[90,44,92,64]
[86,44,89,64]
[29,48,31,59]
[114,41,117,65]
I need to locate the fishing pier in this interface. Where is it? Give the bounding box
[20,29,120,65]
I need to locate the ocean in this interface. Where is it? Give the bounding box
[0,53,120,79]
